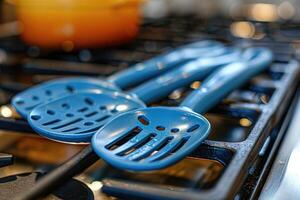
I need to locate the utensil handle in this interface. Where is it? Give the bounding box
[15,146,98,200]
[107,40,224,89]
[131,48,241,104]
[180,47,273,113]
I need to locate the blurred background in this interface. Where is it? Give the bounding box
[143,0,299,20]
[0,0,299,50]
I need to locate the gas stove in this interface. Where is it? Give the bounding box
[0,16,299,200]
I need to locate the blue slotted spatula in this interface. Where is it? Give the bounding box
[12,40,224,118]
[28,47,241,143]
[91,47,273,171]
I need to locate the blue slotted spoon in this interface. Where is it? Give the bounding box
[28,47,241,143]
[91,47,273,171]
[12,40,224,118]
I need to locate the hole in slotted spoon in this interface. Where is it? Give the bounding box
[84,122,94,126]
[66,85,75,93]
[171,138,188,153]
[99,106,107,110]
[156,126,165,131]
[187,124,200,132]
[45,90,52,96]
[111,109,118,113]
[62,103,70,109]
[156,137,173,151]
[138,116,150,126]
[66,113,74,117]
[84,98,94,106]
[78,107,88,113]
[119,133,157,157]
[85,111,98,117]
[149,138,188,162]
[31,115,41,121]
[32,96,39,100]
[16,100,24,105]
[51,118,83,130]
[148,137,173,157]
[171,128,179,133]
[105,126,142,151]
[43,119,61,126]
[47,110,55,115]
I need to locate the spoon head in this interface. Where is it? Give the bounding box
[12,77,119,118]
[92,107,210,171]
[28,90,145,143]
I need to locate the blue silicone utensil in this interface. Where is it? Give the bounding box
[12,40,224,118]
[28,47,241,143]
[91,47,273,171]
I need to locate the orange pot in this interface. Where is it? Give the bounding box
[14,0,143,50]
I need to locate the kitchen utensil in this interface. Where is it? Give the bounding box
[12,40,224,118]
[28,47,241,143]
[13,0,143,49]
[91,47,273,171]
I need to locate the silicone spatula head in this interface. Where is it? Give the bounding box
[12,78,119,118]
[28,90,145,143]
[91,107,210,171]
